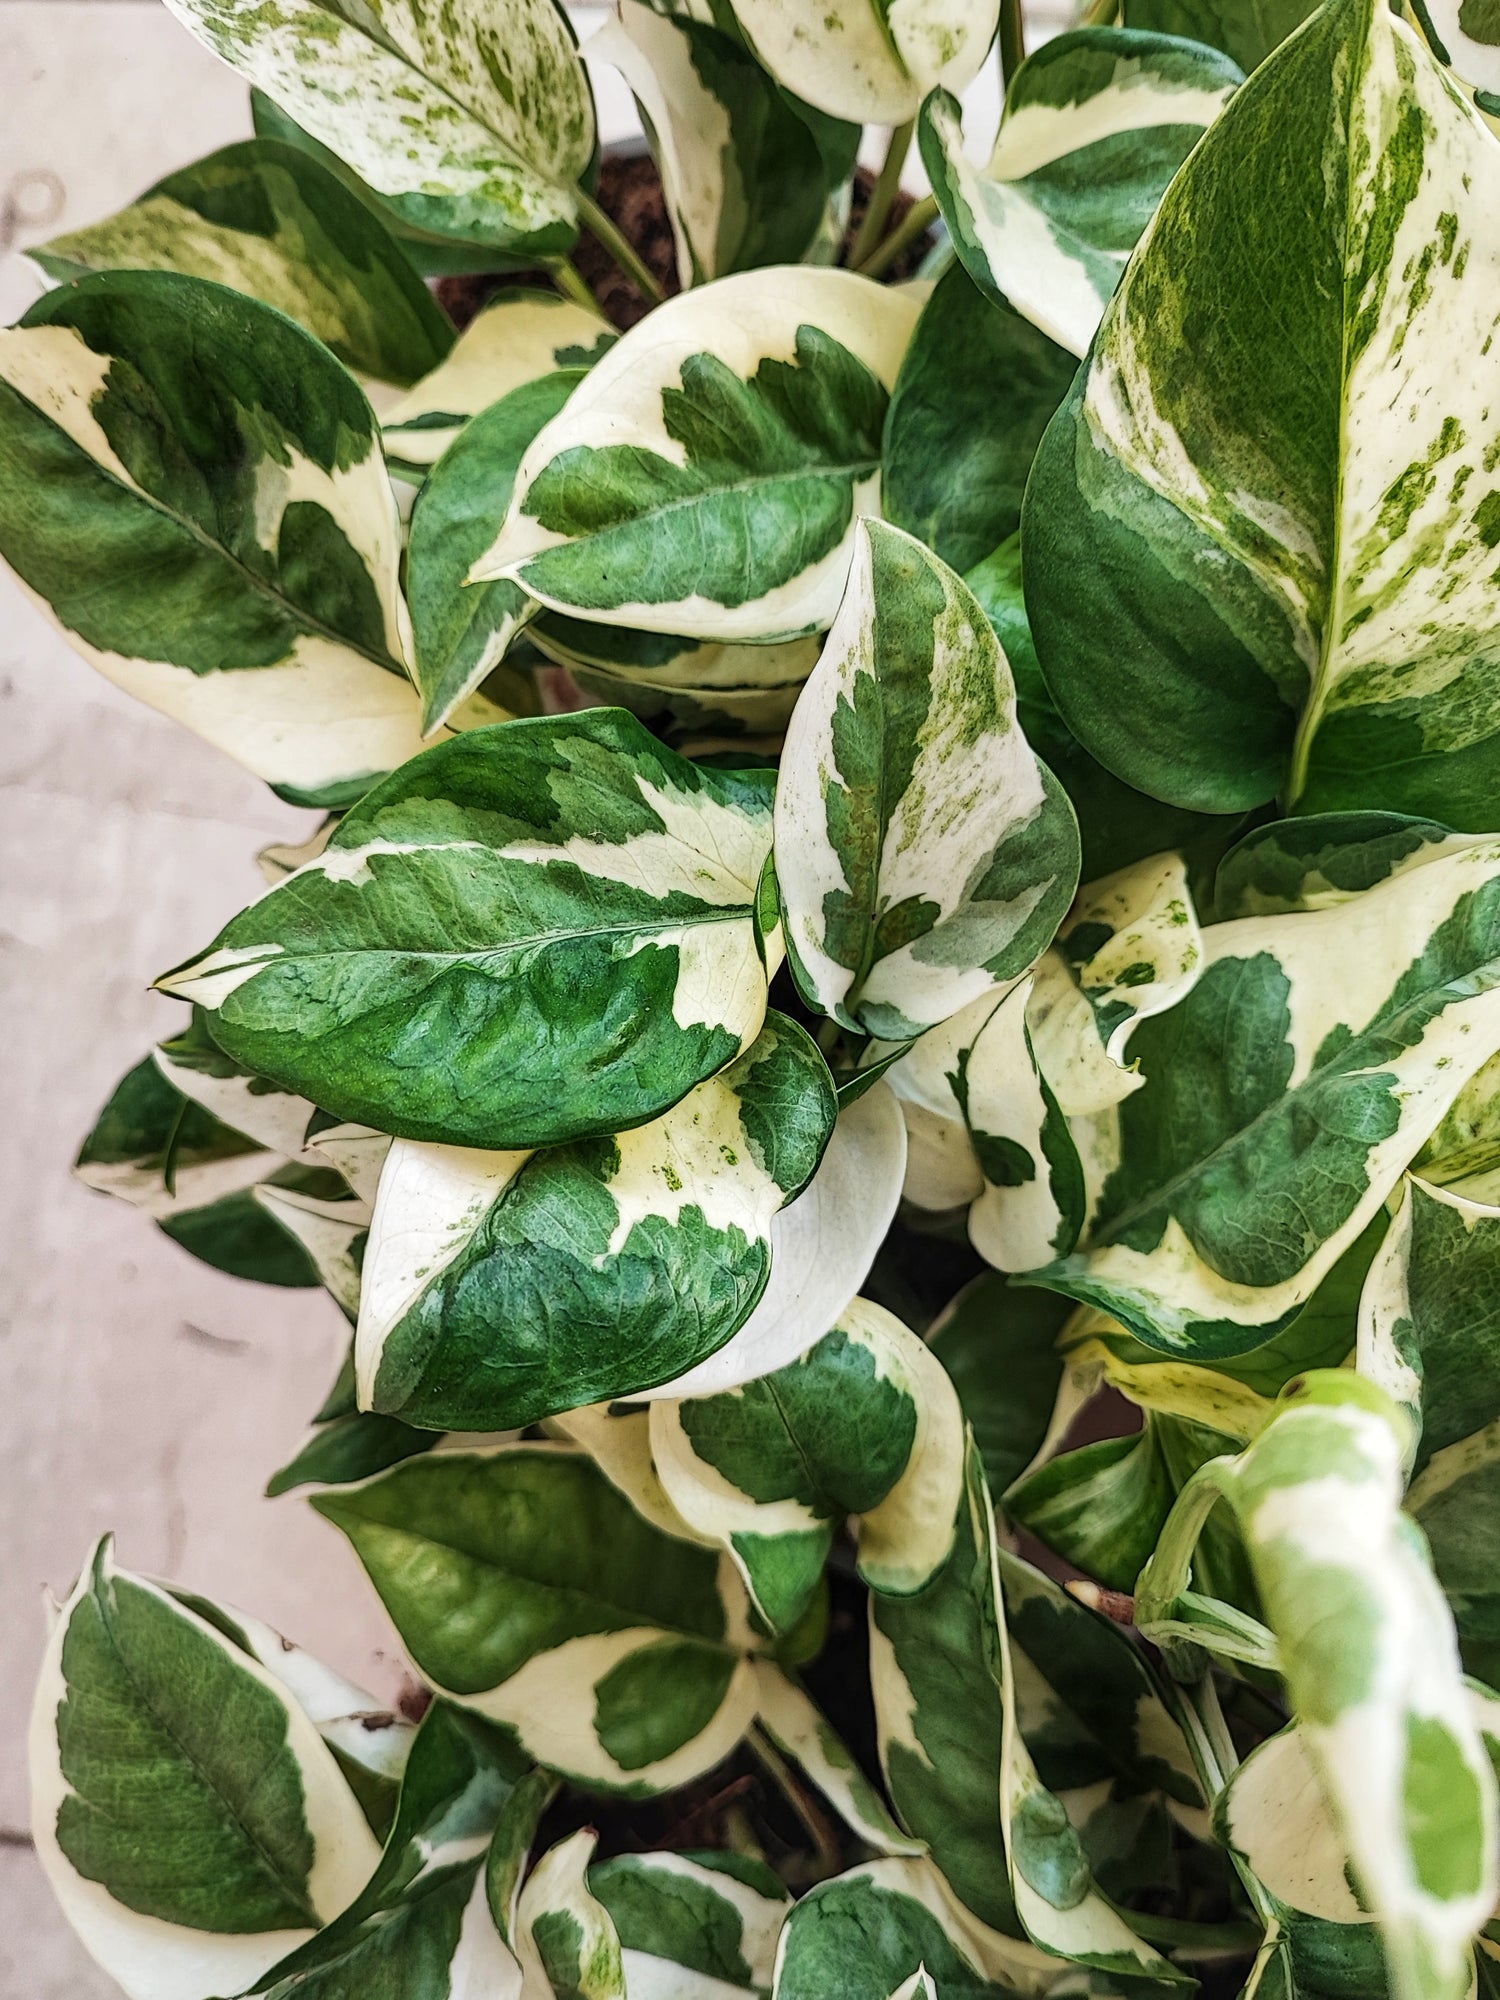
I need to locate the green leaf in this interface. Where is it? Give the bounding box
[729,0,1000,122]
[28,1539,379,2000]
[0,269,424,802]
[238,1699,531,1998]
[475,270,920,642]
[29,139,453,388]
[158,710,781,1152]
[1121,0,1315,71]
[381,288,612,479]
[649,1296,964,1630]
[353,1014,836,1431]
[920,30,1241,358]
[927,1275,1069,1498]
[775,518,1081,1041]
[1022,0,1500,824]
[159,0,595,260]
[266,1411,435,1498]
[1030,834,1500,1357]
[313,1445,761,1793]
[883,264,1077,577]
[593,4,854,285]
[1137,1373,1499,2000]
[590,1847,787,1995]
[1005,1421,1174,1595]
[407,370,583,733]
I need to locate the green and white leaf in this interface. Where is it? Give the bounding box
[919,30,1241,358]
[518,1829,626,1999]
[158,710,781,1151]
[382,289,611,477]
[353,1014,835,1431]
[1022,0,1500,824]
[255,1179,370,1319]
[535,615,816,741]
[28,1538,379,2000]
[750,1663,925,1857]
[475,269,921,643]
[1029,835,1500,1357]
[314,1444,763,1794]
[0,269,423,804]
[631,1078,907,1401]
[1212,813,1479,921]
[729,0,999,124]
[1219,1721,1370,1925]
[591,2,852,286]
[407,370,583,733]
[775,519,1080,1040]
[1138,1374,1499,2000]
[159,0,595,260]
[648,1296,963,1630]
[29,138,454,389]
[240,1697,532,1999]
[1403,0,1500,121]
[927,1276,1070,1500]
[591,1846,789,1997]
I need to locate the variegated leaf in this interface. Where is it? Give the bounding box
[533,616,816,742]
[314,1444,762,1794]
[750,1663,925,1858]
[1023,0,1500,824]
[1137,1373,1500,2000]
[869,1440,1179,1979]
[158,711,780,1151]
[1212,812,1477,921]
[28,1539,380,2000]
[648,1296,963,1631]
[354,1015,835,1431]
[775,519,1080,1040]
[590,1847,788,1998]
[1404,0,1500,123]
[239,1699,531,1999]
[381,289,613,478]
[1361,1176,1500,1682]
[407,371,582,733]
[159,0,595,261]
[883,264,1077,579]
[1028,835,1500,1358]
[592,2,854,286]
[29,139,453,389]
[920,30,1241,358]
[0,270,423,807]
[927,1276,1069,1500]
[634,1078,907,1401]
[474,270,921,643]
[729,0,999,123]
[519,1830,626,1999]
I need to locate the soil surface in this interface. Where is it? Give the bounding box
[437,149,936,332]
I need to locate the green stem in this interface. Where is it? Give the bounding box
[1133,1455,1236,1679]
[574,187,666,306]
[815,1015,843,1057]
[998,0,1025,91]
[855,194,938,280]
[847,120,914,271]
[550,257,597,312]
[1164,1674,1278,1929]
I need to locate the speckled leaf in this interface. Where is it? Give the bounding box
[593,3,853,286]
[407,371,583,733]
[0,269,423,804]
[353,1014,835,1431]
[1030,835,1500,1358]
[920,30,1241,358]
[1022,0,1500,824]
[382,289,612,478]
[29,139,453,388]
[475,270,920,643]
[159,0,595,260]
[1137,1373,1500,2000]
[313,1444,762,1794]
[729,0,999,123]
[158,711,781,1151]
[237,1699,532,1999]
[28,1539,379,2000]
[775,519,1080,1040]
[648,1296,963,1630]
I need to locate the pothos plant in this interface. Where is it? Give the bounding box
[9,0,1500,1991]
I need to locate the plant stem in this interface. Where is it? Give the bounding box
[549,257,597,312]
[574,187,666,306]
[998,0,1025,91]
[815,1016,843,1057]
[855,194,938,280]
[847,120,914,271]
